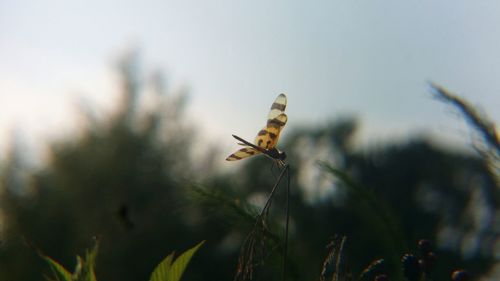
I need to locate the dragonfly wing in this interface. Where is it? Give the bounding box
[255,113,287,150]
[226,147,261,161]
[268,93,287,120]
[227,93,287,161]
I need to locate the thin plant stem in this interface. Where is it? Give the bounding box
[234,163,291,281]
[259,164,289,218]
[282,164,290,281]
[334,236,346,281]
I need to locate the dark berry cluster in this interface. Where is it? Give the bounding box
[358,239,471,281]
[401,239,470,281]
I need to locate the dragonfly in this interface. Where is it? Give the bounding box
[226,93,288,165]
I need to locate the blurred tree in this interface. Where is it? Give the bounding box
[0,52,231,281]
[211,117,497,280]
[0,55,497,281]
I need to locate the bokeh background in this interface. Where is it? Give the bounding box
[0,1,499,281]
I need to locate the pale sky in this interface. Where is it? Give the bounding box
[1,1,500,160]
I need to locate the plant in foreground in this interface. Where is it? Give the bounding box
[40,240,204,281]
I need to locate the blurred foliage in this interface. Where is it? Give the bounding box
[0,54,229,281]
[430,82,500,185]
[0,55,498,281]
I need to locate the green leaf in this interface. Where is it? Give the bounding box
[41,255,73,281]
[79,242,99,281]
[40,240,99,281]
[167,241,204,281]
[149,241,205,281]
[72,256,83,279]
[149,253,175,281]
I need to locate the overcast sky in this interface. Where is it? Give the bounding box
[1,1,499,159]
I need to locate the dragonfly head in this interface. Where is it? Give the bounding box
[267,147,286,162]
[278,150,287,161]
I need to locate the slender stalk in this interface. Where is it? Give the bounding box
[234,163,291,281]
[259,164,289,218]
[282,164,290,281]
[334,236,346,281]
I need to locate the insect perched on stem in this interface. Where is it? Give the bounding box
[227,94,291,281]
[226,93,288,165]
